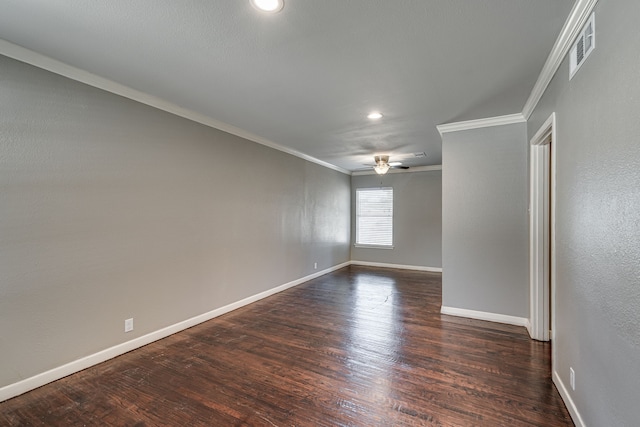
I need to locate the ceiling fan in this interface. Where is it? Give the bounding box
[365,155,409,175]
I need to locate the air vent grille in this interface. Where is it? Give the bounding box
[570,13,595,80]
[576,38,585,64]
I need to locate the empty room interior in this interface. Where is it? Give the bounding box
[1,0,638,426]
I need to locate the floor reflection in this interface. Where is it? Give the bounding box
[346,272,403,401]
[0,266,573,426]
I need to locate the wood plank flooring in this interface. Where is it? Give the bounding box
[0,266,573,426]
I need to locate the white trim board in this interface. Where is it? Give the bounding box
[440,306,529,327]
[553,370,587,427]
[522,0,600,119]
[437,0,598,133]
[0,39,350,176]
[351,165,442,176]
[436,114,525,136]
[528,113,556,343]
[350,261,442,273]
[0,261,350,403]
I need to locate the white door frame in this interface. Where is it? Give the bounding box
[529,113,556,342]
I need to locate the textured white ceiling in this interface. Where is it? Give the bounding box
[0,0,575,171]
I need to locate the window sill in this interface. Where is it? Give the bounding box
[354,244,394,250]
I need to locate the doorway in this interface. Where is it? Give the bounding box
[529,113,556,343]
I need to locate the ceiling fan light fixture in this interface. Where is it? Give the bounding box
[374,163,391,175]
[373,155,391,175]
[250,0,284,13]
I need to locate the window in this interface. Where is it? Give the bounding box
[355,187,393,247]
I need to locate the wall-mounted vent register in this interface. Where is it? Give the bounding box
[570,12,595,80]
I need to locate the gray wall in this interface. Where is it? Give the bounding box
[0,55,350,389]
[350,170,442,268]
[528,1,640,425]
[441,123,529,318]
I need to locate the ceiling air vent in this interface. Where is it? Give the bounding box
[570,13,595,80]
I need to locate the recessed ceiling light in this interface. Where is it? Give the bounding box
[250,0,284,13]
[367,112,383,120]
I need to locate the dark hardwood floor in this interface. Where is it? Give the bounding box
[0,266,573,426]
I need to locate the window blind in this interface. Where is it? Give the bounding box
[356,187,393,246]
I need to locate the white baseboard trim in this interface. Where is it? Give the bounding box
[440,306,529,327]
[350,260,442,273]
[0,261,350,403]
[553,370,586,427]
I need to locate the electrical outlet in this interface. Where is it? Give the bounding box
[314,262,318,269]
[125,318,134,333]
[569,367,575,391]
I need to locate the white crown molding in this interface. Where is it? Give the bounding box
[553,370,586,427]
[440,306,529,327]
[1,1,599,174]
[0,261,351,403]
[436,113,526,136]
[350,260,442,272]
[351,164,442,176]
[437,0,599,132]
[0,39,350,175]
[522,0,600,119]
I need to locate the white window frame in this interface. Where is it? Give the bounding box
[355,187,394,249]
